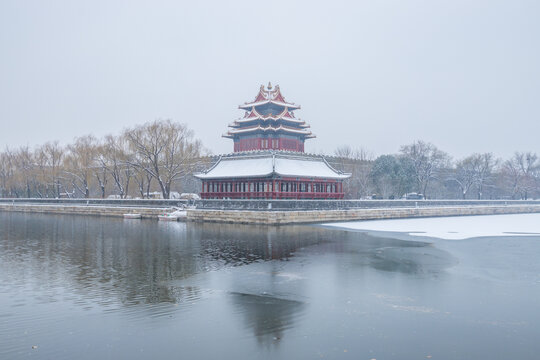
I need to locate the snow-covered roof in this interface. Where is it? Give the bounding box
[195,156,274,179]
[240,83,300,109]
[224,125,314,137]
[231,117,306,126]
[273,157,349,179]
[194,152,351,180]
[239,84,300,110]
[233,108,305,124]
[239,100,300,111]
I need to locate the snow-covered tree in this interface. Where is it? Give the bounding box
[400,140,451,198]
[125,119,203,199]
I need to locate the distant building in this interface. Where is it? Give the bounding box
[195,83,350,199]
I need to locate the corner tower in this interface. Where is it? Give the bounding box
[224,83,315,152]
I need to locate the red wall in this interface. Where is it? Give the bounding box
[234,137,304,152]
[201,178,344,199]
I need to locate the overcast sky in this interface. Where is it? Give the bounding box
[1,0,539,159]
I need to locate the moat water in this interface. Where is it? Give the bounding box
[1,212,539,359]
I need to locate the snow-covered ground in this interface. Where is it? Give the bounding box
[324,213,540,240]
[169,210,187,217]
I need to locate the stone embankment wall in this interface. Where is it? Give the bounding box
[1,199,540,224]
[0,203,168,219]
[1,198,187,207]
[193,199,540,210]
[187,205,540,224]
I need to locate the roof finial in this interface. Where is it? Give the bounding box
[267,82,272,90]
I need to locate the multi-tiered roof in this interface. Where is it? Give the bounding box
[224,83,315,152]
[195,83,350,199]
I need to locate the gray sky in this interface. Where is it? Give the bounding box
[1,0,539,159]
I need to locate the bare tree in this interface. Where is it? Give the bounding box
[42,141,65,198]
[450,156,477,199]
[332,146,373,198]
[125,119,203,199]
[502,152,539,199]
[97,134,133,199]
[0,119,209,199]
[503,156,521,199]
[93,153,108,199]
[12,146,35,198]
[472,153,498,199]
[33,146,51,197]
[0,149,15,197]
[132,161,154,198]
[400,140,450,198]
[334,145,373,163]
[64,135,97,198]
[91,139,109,199]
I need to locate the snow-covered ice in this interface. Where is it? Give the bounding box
[324,213,540,240]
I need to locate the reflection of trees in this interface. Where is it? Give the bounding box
[230,292,305,347]
[0,214,199,306]
[0,213,456,311]
[0,213,458,348]
[0,214,331,308]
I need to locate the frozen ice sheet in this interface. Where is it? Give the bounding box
[324,213,540,240]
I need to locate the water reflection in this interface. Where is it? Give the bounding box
[0,214,334,306]
[0,212,472,359]
[230,292,305,347]
[0,213,457,307]
[187,222,329,265]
